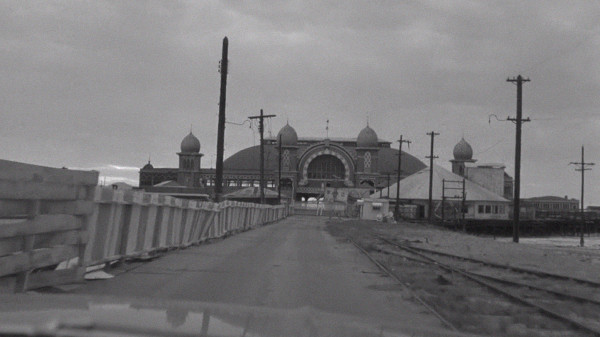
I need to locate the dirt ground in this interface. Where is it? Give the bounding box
[327,219,600,282]
[326,218,600,337]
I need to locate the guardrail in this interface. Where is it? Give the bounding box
[0,159,98,292]
[84,188,289,267]
[0,160,289,292]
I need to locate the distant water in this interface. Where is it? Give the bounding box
[497,236,600,249]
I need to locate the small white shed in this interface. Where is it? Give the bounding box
[360,198,390,220]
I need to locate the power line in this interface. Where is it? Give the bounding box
[225,119,251,126]
[474,138,507,156]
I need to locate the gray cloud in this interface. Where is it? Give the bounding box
[1,0,599,204]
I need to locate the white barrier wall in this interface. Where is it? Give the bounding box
[84,188,289,267]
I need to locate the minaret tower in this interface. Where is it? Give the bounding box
[177,131,203,187]
[450,138,476,177]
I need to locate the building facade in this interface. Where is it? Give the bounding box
[373,138,514,220]
[139,124,426,200]
[450,138,514,200]
[521,196,579,211]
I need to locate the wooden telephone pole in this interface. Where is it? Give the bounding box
[248,109,276,204]
[426,131,439,221]
[570,146,594,247]
[215,37,228,201]
[395,135,411,219]
[278,134,282,204]
[507,75,530,243]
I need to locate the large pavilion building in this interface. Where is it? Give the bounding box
[139,123,426,201]
[375,137,515,220]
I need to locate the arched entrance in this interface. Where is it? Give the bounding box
[298,145,355,187]
[306,155,346,188]
[307,155,345,180]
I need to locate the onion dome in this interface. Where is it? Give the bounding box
[180,132,200,153]
[453,138,473,161]
[142,161,154,170]
[356,125,378,147]
[277,123,298,146]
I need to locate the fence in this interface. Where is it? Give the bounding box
[0,159,98,292]
[0,160,289,292]
[84,187,289,267]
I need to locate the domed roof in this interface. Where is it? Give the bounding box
[223,144,427,176]
[142,161,154,170]
[453,138,473,161]
[180,132,200,153]
[356,125,378,147]
[277,123,298,146]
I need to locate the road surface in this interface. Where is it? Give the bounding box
[71,215,446,331]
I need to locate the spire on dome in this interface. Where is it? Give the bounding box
[180,132,201,153]
[357,124,378,147]
[277,123,298,146]
[453,138,474,161]
[142,155,154,170]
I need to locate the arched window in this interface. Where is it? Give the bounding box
[364,151,371,172]
[307,155,345,180]
[282,150,291,170]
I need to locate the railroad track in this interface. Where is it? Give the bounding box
[355,235,600,336]
[346,237,460,333]
[380,237,600,287]
[377,236,600,303]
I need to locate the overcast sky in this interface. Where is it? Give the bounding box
[1,1,600,204]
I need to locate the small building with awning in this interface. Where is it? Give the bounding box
[373,165,510,220]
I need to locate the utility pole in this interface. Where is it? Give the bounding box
[442,179,446,223]
[386,173,390,198]
[461,179,466,231]
[278,133,282,204]
[507,75,530,243]
[570,146,594,247]
[395,135,411,219]
[426,131,439,221]
[248,109,276,204]
[215,37,228,202]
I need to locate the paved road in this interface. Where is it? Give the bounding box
[72,215,446,331]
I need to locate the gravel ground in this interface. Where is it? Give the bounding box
[328,219,600,282]
[326,218,599,337]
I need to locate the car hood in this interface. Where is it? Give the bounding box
[0,293,477,337]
